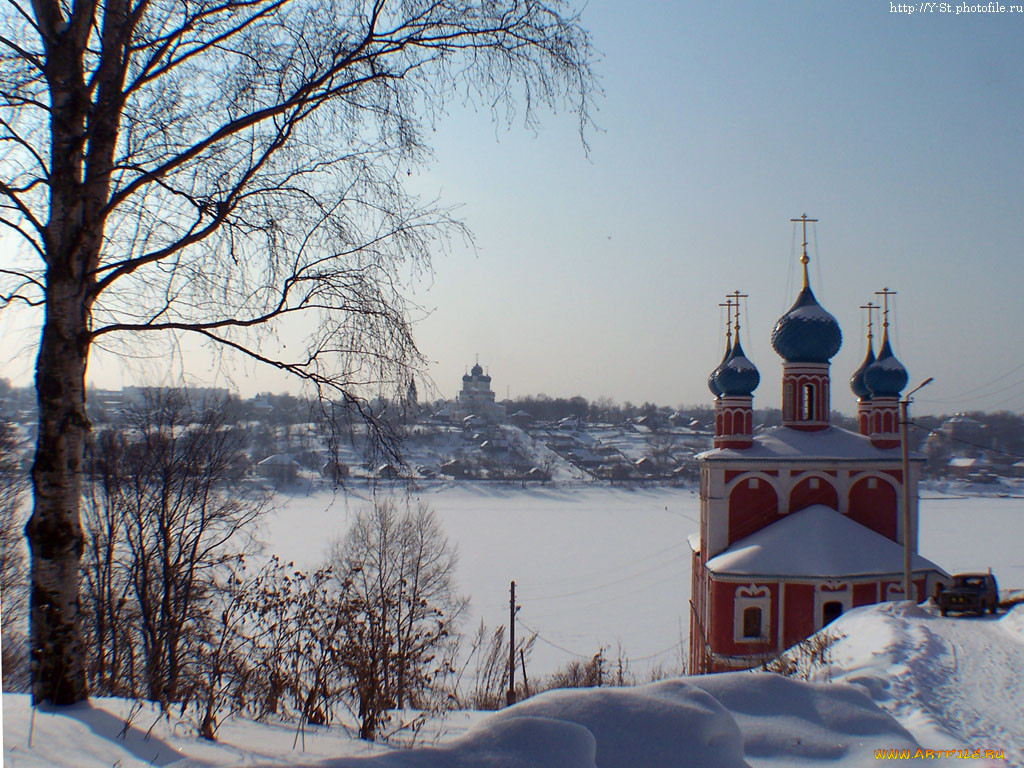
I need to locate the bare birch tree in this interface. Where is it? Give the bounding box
[0,0,595,703]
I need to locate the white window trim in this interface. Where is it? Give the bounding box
[814,582,852,630]
[734,584,771,643]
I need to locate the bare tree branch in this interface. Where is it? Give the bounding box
[0,215,44,258]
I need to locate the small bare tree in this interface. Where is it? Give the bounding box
[0,0,596,704]
[331,499,465,740]
[184,565,254,741]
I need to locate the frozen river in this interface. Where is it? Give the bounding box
[265,482,1024,678]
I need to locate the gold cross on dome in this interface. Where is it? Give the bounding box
[728,290,749,336]
[719,298,736,347]
[859,301,878,341]
[790,214,818,286]
[874,287,897,329]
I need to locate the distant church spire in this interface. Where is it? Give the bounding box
[862,287,909,448]
[728,289,747,342]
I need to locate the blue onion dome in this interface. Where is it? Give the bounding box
[708,340,731,397]
[850,344,876,400]
[714,338,760,397]
[864,333,908,397]
[471,362,484,376]
[770,285,842,363]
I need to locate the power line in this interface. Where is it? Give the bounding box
[521,544,685,602]
[668,506,699,524]
[517,618,681,665]
[518,540,685,600]
[604,571,688,602]
[921,375,1024,407]
[516,618,589,659]
[630,641,682,663]
[911,421,1024,460]
[928,360,1024,402]
[533,570,689,623]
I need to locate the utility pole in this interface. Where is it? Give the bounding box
[900,378,933,602]
[507,580,517,706]
[519,649,530,699]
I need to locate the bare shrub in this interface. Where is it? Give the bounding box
[454,620,537,711]
[547,650,607,690]
[761,629,846,682]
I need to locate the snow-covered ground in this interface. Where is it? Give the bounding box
[5,602,1022,766]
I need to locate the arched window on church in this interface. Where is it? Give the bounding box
[801,383,816,421]
[822,601,843,626]
[742,606,762,639]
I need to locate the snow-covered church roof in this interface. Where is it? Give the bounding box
[699,424,916,462]
[705,504,947,580]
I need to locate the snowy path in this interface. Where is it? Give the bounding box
[825,603,1024,766]
[910,612,1024,764]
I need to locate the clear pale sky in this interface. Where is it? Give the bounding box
[407,0,1024,416]
[3,0,1023,416]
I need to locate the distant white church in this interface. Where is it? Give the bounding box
[455,360,505,422]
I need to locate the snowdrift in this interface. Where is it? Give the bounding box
[3,674,917,768]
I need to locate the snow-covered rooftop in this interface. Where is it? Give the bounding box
[705,504,948,579]
[948,456,982,468]
[699,425,913,462]
[256,453,298,466]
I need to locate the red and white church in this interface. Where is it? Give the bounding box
[688,221,948,674]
